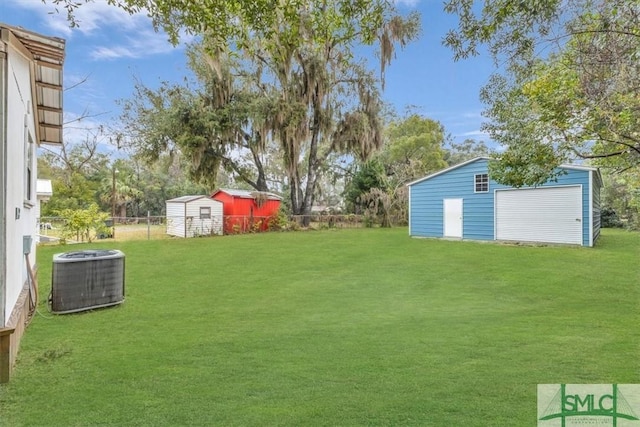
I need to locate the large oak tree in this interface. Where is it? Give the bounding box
[120,1,419,217]
[445,0,640,186]
[44,0,402,47]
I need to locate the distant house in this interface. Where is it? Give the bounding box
[0,24,65,382]
[407,157,602,247]
[211,189,282,234]
[36,179,53,230]
[166,196,223,238]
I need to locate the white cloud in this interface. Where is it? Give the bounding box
[461,112,483,119]
[69,2,145,35]
[393,0,421,8]
[90,45,137,60]
[457,130,490,138]
[7,0,190,60]
[6,0,142,37]
[90,28,191,60]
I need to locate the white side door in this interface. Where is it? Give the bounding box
[443,198,463,238]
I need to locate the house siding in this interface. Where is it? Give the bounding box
[211,190,281,234]
[592,173,602,244]
[0,24,64,382]
[183,198,223,237]
[166,197,223,238]
[409,159,499,241]
[166,200,186,237]
[213,192,235,216]
[4,43,37,325]
[409,158,598,246]
[0,28,6,327]
[551,169,591,247]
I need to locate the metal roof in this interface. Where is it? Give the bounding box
[166,195,210,203]
[213,188,283,200]
[1,24,65,146]
[407,157,602,187]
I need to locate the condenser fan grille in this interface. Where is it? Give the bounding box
[51,250,125,314]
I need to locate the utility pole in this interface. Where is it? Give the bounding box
[111,165,118,238]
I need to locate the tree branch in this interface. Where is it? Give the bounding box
[220,156,259,191]
[64,73,91,92]
[571,146,626,159]
[596,133,640,155]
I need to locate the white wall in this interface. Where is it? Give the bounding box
[3,44,37,325]
[184,199,223,237]
[166,201,187,237]
[166,198,223,238]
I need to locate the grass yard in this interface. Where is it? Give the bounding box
[1,228,638,426]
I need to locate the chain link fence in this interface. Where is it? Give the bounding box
[38,216,167,243]
[38,213,405,243]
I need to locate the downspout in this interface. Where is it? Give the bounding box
[0,32,8,327]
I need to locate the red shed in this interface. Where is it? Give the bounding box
[211,189,282,234]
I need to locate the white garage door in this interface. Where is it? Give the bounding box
[495,186,583,245]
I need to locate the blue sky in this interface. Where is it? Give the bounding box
[3,0,497,151]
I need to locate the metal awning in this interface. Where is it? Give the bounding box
[1,24,65,146]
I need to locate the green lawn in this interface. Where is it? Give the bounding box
[1,228,638,426]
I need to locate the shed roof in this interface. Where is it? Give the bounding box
[1,24,66,146]
[166,195,214,203]
[212,188,283,201]
[407,157,603,187]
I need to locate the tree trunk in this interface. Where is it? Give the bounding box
[296,107,323,226]
[289,171,305,215]
[252,151,269,192]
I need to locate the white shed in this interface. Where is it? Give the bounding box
[166,196,223,238]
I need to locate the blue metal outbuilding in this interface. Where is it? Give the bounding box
[407,158,603,247]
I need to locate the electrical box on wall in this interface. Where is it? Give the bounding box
[23,235,32,255]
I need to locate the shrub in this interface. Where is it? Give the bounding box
[601,208,623,228]
[57,204,110,243]
[269,208,291,231]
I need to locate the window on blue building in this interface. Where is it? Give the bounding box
[474,174,489,193]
